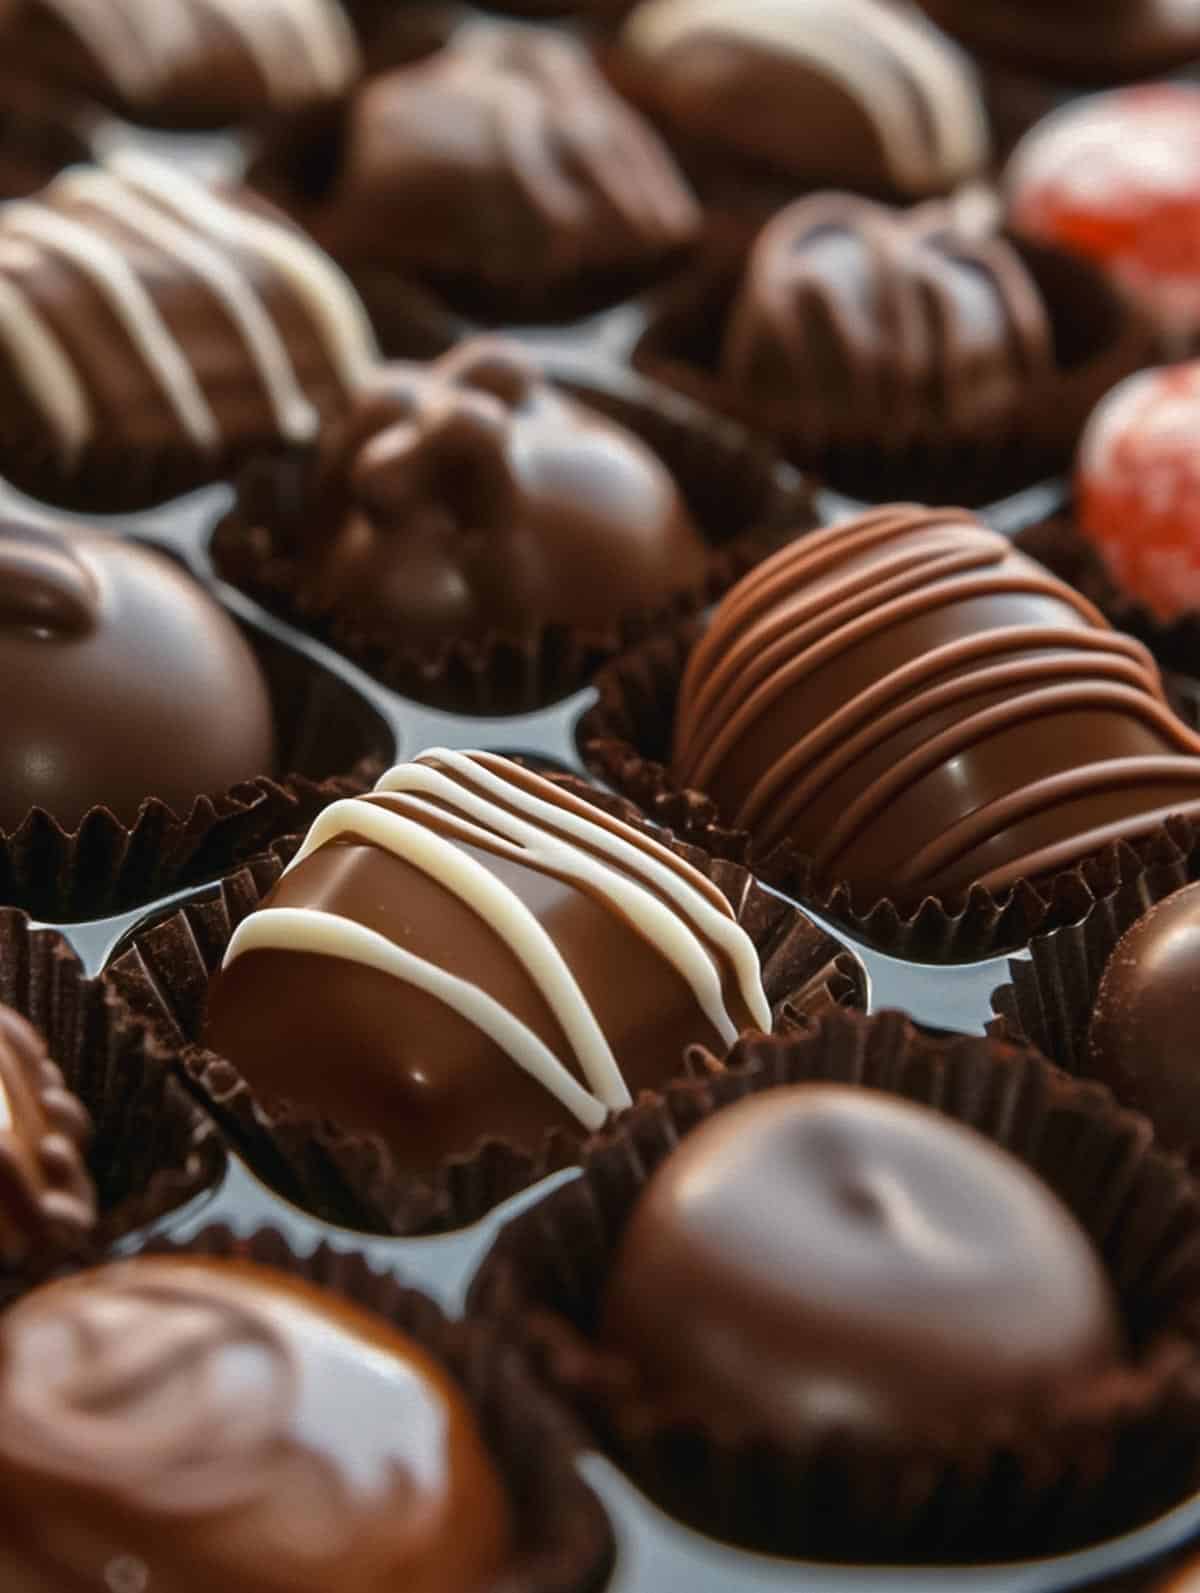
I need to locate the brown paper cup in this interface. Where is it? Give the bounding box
[211,366,817,715]
[23,1222,615,1593]
[471,1007,1200,1563]
[106,779,865,1236]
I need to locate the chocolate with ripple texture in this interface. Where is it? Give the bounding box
[671,505,1200,912]
[206,749,772,1178]
[0,1255,513,1592]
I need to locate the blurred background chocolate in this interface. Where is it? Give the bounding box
[0,515,275,829]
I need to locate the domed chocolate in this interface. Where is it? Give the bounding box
[0,515,275,829]
[206,750,772,1180]
[0,0,361,128]
[237,337,711,649]
[0,1005,94,1268]
[603,1084,1123,1442]
[0,149,378,509]
[252,20,699,317]
[0,1255,513,1591]
[617,0,989,205]
[920,0,1200,85]
[671,505,1200,912]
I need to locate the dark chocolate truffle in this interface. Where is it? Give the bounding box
[603,1083,1123,1442]
[0,514,275,829]
[0,1255,513,1592]
[0,149,378,510]
[0,1004,94,1268]
[617,0,989,207]
[1088,882,1200,1160]
[0,0,362,129]
[233,337,711,649]
[251,19,699,320]
[205,749,772,1180]
[671,505,1200,912]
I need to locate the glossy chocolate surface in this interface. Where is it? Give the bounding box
[0,1255,513,1592]
[0,1004,94,1267]
[0,516,275,829]
[240,337,710,648]
[206,750,771,1179]
[671,505,1200,912]
[602,1084,1123,1442]
[1088,883,1200,1161]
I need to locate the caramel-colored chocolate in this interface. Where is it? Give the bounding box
[0,1004,94,1267]
[206,750,772,1179]
[671,505,1200,911]
[0,516,275,829]
[0,1255,513,1592]
[603,1084,1123,1442]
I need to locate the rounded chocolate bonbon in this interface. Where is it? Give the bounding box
[671,505,1200,912]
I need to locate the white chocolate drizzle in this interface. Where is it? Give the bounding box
[222,750,772,1130]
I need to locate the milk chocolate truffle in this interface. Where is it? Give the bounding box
[235,337,711,650]
[206,750,773,1179]
[671,505,1200,912]
[0,1255,513,1592]
[0,1004,94,1268]
[0,0,362,129]
[603,1085,1123,1443]
[616,0,989,208]
[251,20,699,320]
[0,149,378,510]
[0,514,275,829]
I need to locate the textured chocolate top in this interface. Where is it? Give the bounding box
[672,505,1200,911]
[0,1004,94,1267]
[253,20,698,307]
[0,0,361,126]
[0,150,377,499]
[603,1084,1122,1442]
[246,337,710,647]
[618,0,988,202]
[0,1255,513,1592]
[206,750,771,1178]
[0,515,275,828]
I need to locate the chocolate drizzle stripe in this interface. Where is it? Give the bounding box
[0,274,89,459]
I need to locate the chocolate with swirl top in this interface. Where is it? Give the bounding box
[671,505,1200,913]
[0,148,378,509]
[251,19,699,319]
[0,1004,94,1268]
[0,0,361,129]
[0,1255,513,1591]
[206,749,772,1178]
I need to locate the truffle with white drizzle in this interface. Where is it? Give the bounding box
[205,750,772,1178]
[0,149,378,507]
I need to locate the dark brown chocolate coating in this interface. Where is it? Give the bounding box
[240,337,710,649]
[602,1084,1123,1443]
[0,1255,513,1592]
[0,517,275,829]
[1088,883,1200,1160]
[671,505,1200,912]
[252,19,698,315]
[0,1004,94,1267]
[919,0,1200,85]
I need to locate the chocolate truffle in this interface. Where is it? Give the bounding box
[251,20,699,321]
[0,0,362,129]
[206,749,772,1179]
[616,0,989,208]
[0,514,275,829]
[671,505,1200,912]
[1087,883,1200,1161]
[603,1084,1123,1442]
[231,337,711,650]
[0,148,378,510]
[0,1004,94,1268]
[0,1255,513,1592]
